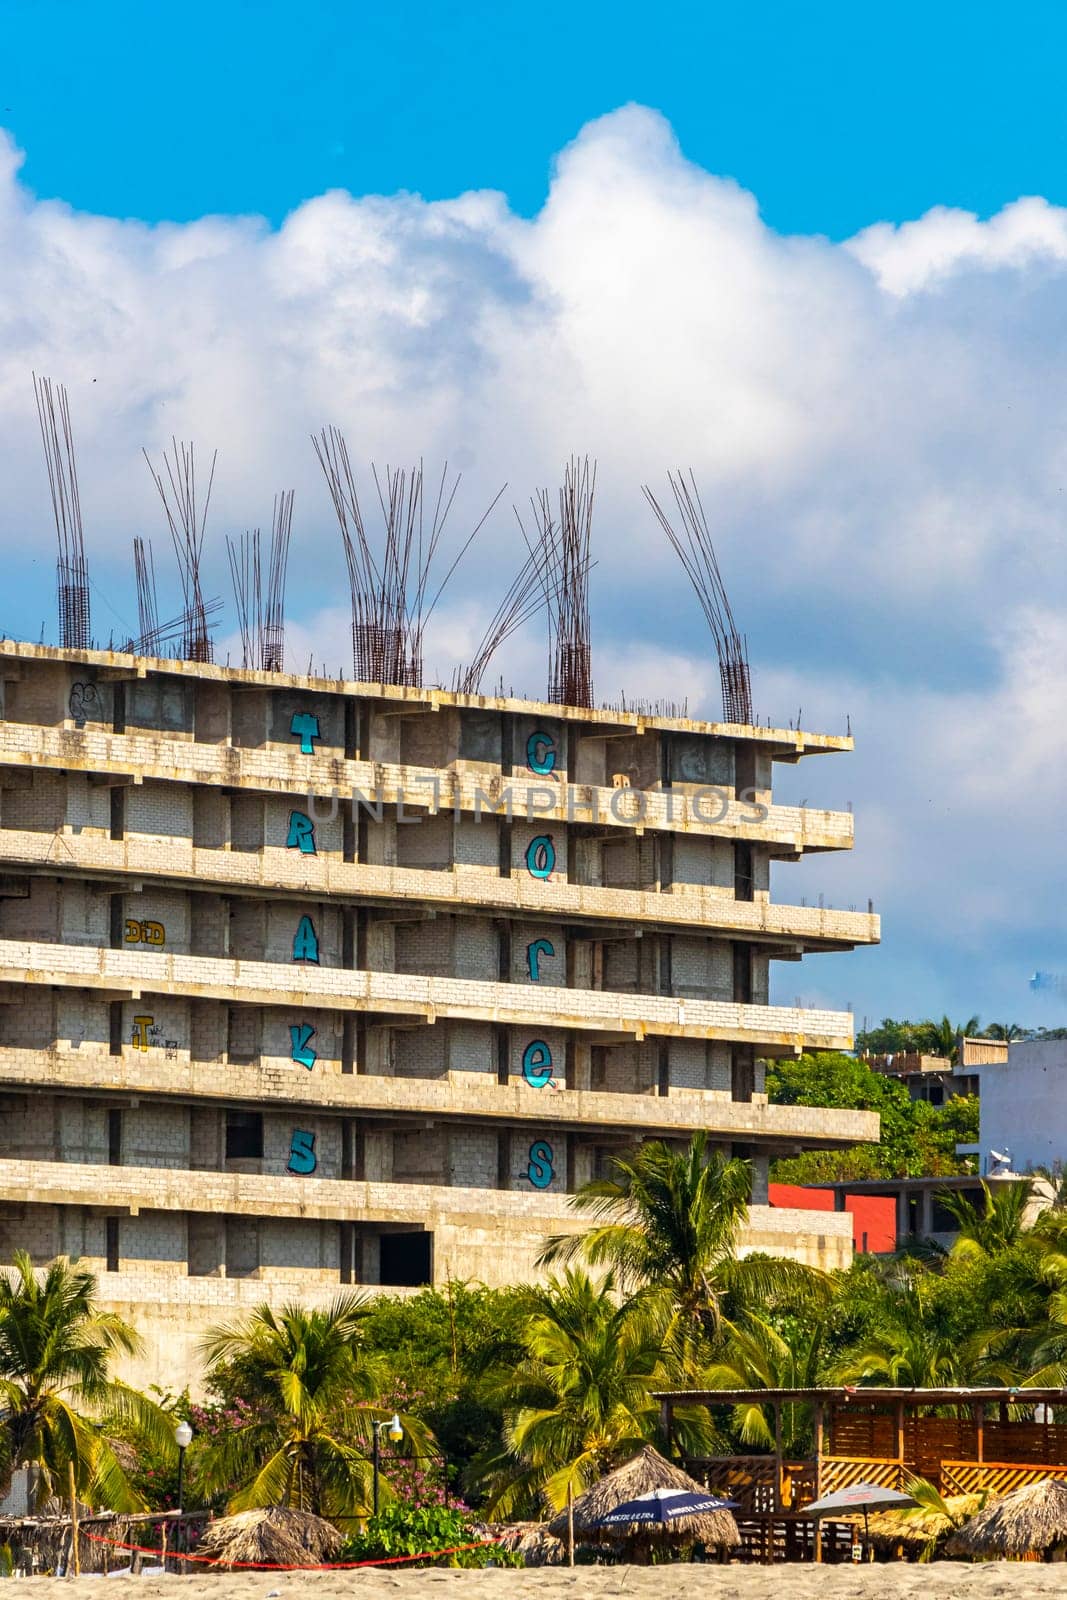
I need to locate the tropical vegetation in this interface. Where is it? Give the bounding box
[9,1124,1067,1536]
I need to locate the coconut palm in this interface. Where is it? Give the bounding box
[477,1269,712,1518]
[921,1015,980,1064]
[198,1296,430,1517]
[702,1312,826,1456]
[938,1179,1034,1260]
[538,1133,828,1361]
[833,1263,1008,1387]
[0,1251,170,1510]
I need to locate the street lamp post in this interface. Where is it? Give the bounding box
[371,1414,403,1518]
[174,1420,193,1566]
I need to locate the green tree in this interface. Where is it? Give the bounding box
[937,1180,1034,1261]
[199,1297,430,1516]
[922,1015,981,1065]
[477,1269,709,1517]
[702,1313,826,1456]
[833,1262,1007,1387]
[539,1133,825,1360]
[0,1252,170,1510]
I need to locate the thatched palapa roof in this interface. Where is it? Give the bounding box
[492,1521,565,1565]
[546,1446,740,1550]
[948,1478,1067,1558]
[197,1506,343,1569]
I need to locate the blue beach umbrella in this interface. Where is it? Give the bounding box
[596,1487,740,1526]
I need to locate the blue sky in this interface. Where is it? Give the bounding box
[1,2,1067,1033]
[6,0,1067,237]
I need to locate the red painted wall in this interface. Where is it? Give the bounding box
[768,1183,896,1254]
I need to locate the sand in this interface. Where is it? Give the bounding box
[6,1567,1066,1599]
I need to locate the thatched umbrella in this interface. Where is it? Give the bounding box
[546,1446,740,1559]
[948,1477,1067,1561]
[492,1521,564,1566]
[197,1507,343,1569]
[844,1495,982,1558]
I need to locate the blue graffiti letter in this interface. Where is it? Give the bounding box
[287,1129,317,1174]
[287,811,316,853]
[526,938,555,982]
[525,834,555,880]
[290,1023,317,1070]
[527,1140,554,1189]
[526,730,556,776]
[522,1040,553,1089]
[292,914,319,963]
[290,712,320,755]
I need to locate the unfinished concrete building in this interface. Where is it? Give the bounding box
[0,642,879,1384]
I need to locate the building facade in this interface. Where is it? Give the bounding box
[0,643,878,1386]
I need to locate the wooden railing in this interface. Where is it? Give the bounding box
[940,1459,1067,1497]
[818,1455,906,1493]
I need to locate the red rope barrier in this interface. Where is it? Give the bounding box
[80,1526,503,1570]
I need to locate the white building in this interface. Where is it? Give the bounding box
[961,1037,1067,1176]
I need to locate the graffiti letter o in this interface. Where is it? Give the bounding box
[525,834,556,880]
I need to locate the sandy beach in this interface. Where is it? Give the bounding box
[6,1567,1066,1600]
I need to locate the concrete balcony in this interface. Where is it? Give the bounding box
[0,937,855,1051]
[0,721,854,852]
[0,826,880,950]
[0,1044,879,1150]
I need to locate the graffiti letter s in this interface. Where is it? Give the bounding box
[287,1129,317,1174]
[527,1140,554,1189]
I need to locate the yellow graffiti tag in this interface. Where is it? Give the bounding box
[125,920,165,946]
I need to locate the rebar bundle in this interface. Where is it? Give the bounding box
[313,427,504,687]
[453,541,559,695]
[133,537,159,650]
[33,374,91,650]
[642,470,753,725]
[144,439,216,662]
[226,491,294,673]
[518,457,595,708]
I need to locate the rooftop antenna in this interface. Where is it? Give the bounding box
[33,374,90,649]
[642,470,753,725]
[144,439,216,662]
[313,426,504,685]
[519,457,595,708]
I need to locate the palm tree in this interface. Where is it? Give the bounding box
[983,1023,1024,1042]
[0,1251,169,1510]
[833,1263,1009,1387]
[937,1179,1034,1261]
[199,1296,430,1516]
[921,1015,980,1064]
[701,1313,826,1457]
[538,1133,827,1361]
[478,1269,711,1517]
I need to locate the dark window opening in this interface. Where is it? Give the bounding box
[107,1109,122,1166]
[732,943,753,1004]
[731,1047,754,1103]
[109,787,125,842]
[105,1216,120,1273]
[112,683,126,736]
[495,1025,509,1086]
[379,1231,432,1287]
[225,1110,263,1161]
[109,893,124,950]
[108,1001,123,1057]
[734,842,754,902]
[657,1043,670,1098]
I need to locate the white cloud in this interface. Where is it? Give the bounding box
[0,104,1065,1024]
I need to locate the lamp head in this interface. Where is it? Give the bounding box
[387,1414,403,1442]
[174,1421,193,1450]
